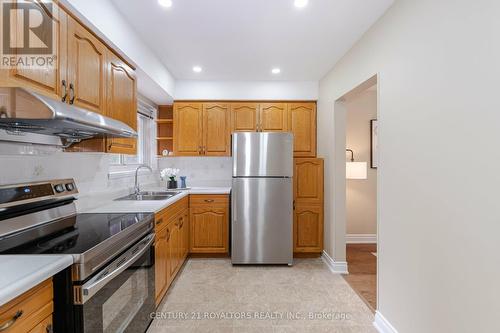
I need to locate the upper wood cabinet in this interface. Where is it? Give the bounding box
[66,16,107,114]
[0,1,138,154]
[231,103,259,132]
[259,103,288,132]
[105,51,137,154]
[203,103,230,156]
[2,2,67,101]
[294,158,324,205]
[288,103,317,157]
[174,103,203,156]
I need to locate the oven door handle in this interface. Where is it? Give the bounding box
[77,233,154,304]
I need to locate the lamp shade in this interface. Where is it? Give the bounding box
[346,162,367,180]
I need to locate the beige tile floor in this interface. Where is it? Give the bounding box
[147,258,376,333]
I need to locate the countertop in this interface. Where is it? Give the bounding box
[0,255,73,306]
[84,186,231,214]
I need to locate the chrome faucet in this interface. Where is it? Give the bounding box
[134,164,153,195]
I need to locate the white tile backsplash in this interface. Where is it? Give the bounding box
[158,157,232,187]
[0,149,159,211]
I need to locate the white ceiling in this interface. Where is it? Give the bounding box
[111,0,393,81]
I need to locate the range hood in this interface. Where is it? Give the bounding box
[0,87,137,146]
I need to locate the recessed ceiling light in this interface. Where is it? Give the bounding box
[193,66,202,73]
[271,68,281,74]
[294,0,308,8]
[158,0,173,8]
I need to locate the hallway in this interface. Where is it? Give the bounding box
[343,244,377,311]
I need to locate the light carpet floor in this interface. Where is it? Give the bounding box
[147,258,376,333]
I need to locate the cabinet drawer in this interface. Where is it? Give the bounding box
[190,195,229,207]
[155,196,189,230]
[0,279,53,333]
[28,315,52,333]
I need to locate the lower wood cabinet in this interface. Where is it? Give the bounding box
[293,158,324,255]
[154,194,229,305]
[154,196,189,305]
[189,195,229,254]
[294,204,324,253]
[0,279,53,333]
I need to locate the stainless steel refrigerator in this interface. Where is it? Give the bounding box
[231,132,293,265]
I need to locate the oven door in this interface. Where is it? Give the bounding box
[74,233,155,333]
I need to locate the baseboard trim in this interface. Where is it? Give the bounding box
[374,311,398,333]
[346,234,377,244]
[321,250,349,274]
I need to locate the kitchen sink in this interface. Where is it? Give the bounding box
[115,192,181,201]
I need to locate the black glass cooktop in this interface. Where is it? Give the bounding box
[1,212,153,255]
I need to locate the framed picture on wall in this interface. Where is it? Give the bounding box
[370,119,378,169]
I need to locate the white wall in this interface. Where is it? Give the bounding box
[158,157,232,188]
[63,0,175,104]
[175,80,318,100]
[346,89,377,236]
[318,0,500,332]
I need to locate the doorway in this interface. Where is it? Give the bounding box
[335,76,378,311]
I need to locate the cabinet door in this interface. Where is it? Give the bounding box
[293,205,323,253]
[289,103,316,157]
[154,227,168,303]
[105,52,137,154]
[180,209,189,260]
[190,207,228,253]
[174,103,203,156]
[259,103,288,132]
[231,103,259,132]
[168,222,179,276]
[67,16,107,114]
[203,103,230,156]
[294,158,324,204]
[5,2,67,101]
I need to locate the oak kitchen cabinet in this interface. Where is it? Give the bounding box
[293,158,324,254]
[105,51,137,154]
[174,103,231,156]
[154,196,189,305]
[0,279,53,333]
[231,103,259,132]
[259,103,288,132]
[0,1,67,100]
[288,103,317,157]
[0,0,137,154]
[66,15,107,114]
[189,195,229,254]
[173,101,316,157]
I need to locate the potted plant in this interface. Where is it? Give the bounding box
[160,168,180,189]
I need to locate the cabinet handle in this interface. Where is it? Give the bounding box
[198,146,202,155]
[179,216,183,228]
[293,200,296,211]
[69,83,75,105]
[166,228,170,241]
[0,310,23,331]
[203,146,206,155]
[204,199,214,203]
[61,80,67,102]
[156,218,163,226]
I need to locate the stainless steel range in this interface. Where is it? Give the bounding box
[0,179,155,333]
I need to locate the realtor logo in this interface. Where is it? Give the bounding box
[1,0,56,68]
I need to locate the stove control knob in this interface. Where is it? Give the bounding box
[54,184,65,193]
[65,183,75,191]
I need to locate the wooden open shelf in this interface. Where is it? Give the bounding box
[157,105,174,156]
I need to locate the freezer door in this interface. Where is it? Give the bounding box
[231,177,293,264]
[232,132,293,177]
